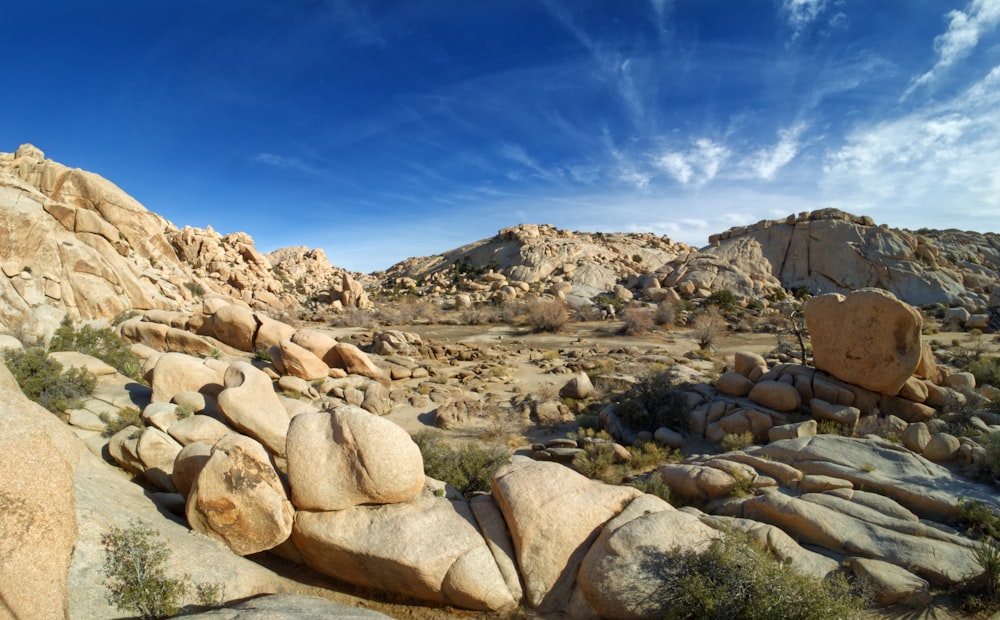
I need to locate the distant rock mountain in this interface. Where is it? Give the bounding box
[380,210,1000,311]
[0,144,354,336]
[378,223,693,299]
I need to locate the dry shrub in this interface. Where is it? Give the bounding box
[655,301,677,326]
[622,307,655,336]
[524,298,569,332]
[692,307,727,350]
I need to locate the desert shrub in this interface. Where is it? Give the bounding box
[622,307,655,336]
[957,499,1000,540]
[655,301,677,326]
[524,298,569,332]
[705,288,736,309]
[647,530,862,619]
[792,285,812,300]
[692,308,726,350]
[5,347,97,413]
[413,431,511,499]
[329,308,378,328]
[817,420,853,436]
[102,520,190,619]
[626,473,672,504]
[49,323,143,380]
[968,357,1000,388]
[101,407,143,437]
[573,439,623,483]
[618,370,686,433]
[984,433,1000,483]
[183,280,206,297]
[720,431,754,453]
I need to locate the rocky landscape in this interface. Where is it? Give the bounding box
[3,143,1000,619]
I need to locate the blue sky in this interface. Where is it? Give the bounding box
[4,1,1000,272]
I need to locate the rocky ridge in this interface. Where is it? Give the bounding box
[380,210,1000,316]
[0,144,365,342]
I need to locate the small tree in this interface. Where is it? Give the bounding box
[102,520,189,620]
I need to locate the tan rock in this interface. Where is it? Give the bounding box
[734,351,767,377]
[715,371,753,396]
[748,380,802,411]
[149,352,225,403]
[559,372,594,399]
[469,495,525,605]
[277,339,329,381]
[136,427,182,491]
[216,362,290,455]
[805,289,922,395]
[334,342,387,382]
[491,458,641,612]
[922,433,960,462]
[171,441,212,498]
[768,419,817,442]
[290,329,342,366]
[286,407,424,511]
[902,422,931,454]
[578,494,720,619]
[202,304,257,351]
[849,557,932,607]
[0,365,79,620]
[810,398,860,427]
[292,490,516,611]
[254,314,296,350]
[187,433,293,556]
[167,414,232,447]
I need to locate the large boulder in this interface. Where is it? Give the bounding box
[216,362,290,455]
[292,490,516,611]
[149,352,226,403]
[491,458,641,612]
[186,434,294,556]
[805,289,923,395]
[201,304,257,351]
[578,494,720,619]
[333,342,387,382]
[0,364,79,620]
[286,407,424,511]
[276,340,329,381]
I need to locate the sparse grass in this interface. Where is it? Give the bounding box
[101,407,143,437]
[720,431,754,453]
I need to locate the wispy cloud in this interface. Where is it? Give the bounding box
[903,0,1000,99]
[656,138,729,187]
[824,64,1000,219]
[253,153,325,177]
[781,0,829,45]
[745,123,806,181]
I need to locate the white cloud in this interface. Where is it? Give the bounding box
[903,0,1000,98]
[656,138,729,187]
[782,0,828,43]
[745,123,806,181]
[824,64,1000,218]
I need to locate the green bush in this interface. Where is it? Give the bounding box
[184,280,206,297]
[102,520,189,619]
[705,288,736,309]
[968,357,1000,388]
[49,323,143,381]
[647,530,861,619]
[617,370,686,433]
[413,431,510,499]
[5,347,97,413]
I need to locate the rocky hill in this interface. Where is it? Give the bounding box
[0,144,364,340]
[380,209,1000,313]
